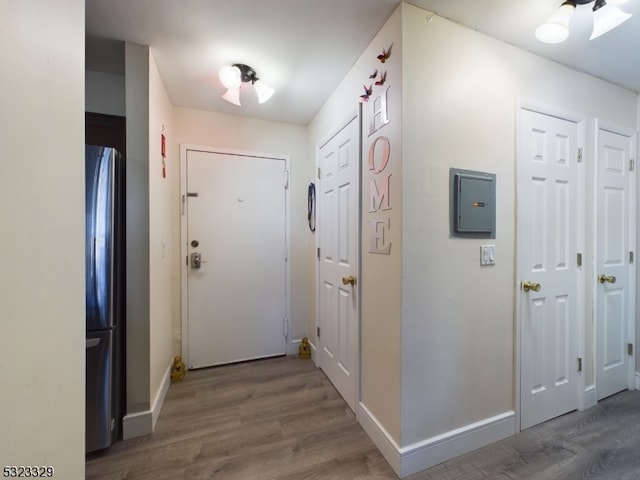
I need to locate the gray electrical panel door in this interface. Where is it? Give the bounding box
[450,168,496,238]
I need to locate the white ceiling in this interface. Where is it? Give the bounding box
[86,0,640,126]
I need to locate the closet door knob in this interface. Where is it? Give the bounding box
[598,274,616,284]
[522,281,541,292]
[342,275,356,286]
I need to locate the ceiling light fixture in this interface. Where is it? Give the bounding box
[219,63,275,106]
[535,0,631,44]
[590,0,632,39]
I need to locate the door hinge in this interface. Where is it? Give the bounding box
[283,318,289,338]
[317,326,320,338]
[630,158,635,172]
[317,247,320,259]
[577,357,583,372]
[284,169,290,189]
[317,167,321,179]
[577,148,583,163]
[628,343,634,356]
[630,251,634,264]
[577,253,582,267]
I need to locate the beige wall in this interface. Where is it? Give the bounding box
[401,4,515,445]
[148,51,175,419]
[637,95,640,382]
[172,107,312,352]
[86,70,125,117]
[0,0,86,476]
[360,8,404,445]
[400,2,637,447]
[125,42,152,419]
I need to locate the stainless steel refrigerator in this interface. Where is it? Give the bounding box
[85,145,124,453]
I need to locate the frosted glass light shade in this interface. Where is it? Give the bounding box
[219,65,241,89]
[535,2,575,43]
[222,88,241,106]
[590,3,632,39]
[254,80,275,104]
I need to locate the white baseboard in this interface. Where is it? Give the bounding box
[309,339,318,366]
[358,403,403,474]
[287,338,302,356]
[152,362,172,430]
[583,385,597,410]
[358,402,516,478]
[122,361,172,440]
[122,409,152,440]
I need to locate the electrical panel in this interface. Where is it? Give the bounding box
[450,168,496,238]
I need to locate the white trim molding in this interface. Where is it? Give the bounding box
[583,385,597,410]
[287,337,306,356]
[122,409,152,440]
[152,362,172,430]
[358,402,516,478]
[358,403,403,474]
[122,361,172,440]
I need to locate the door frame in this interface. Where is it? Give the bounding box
[313,109,362,408]
[179,144,292,367]
[515,100,587,432]
[592,119,637,398]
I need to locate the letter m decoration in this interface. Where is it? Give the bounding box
[369,175,391,213]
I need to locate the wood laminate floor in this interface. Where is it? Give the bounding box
[86,356,640,479]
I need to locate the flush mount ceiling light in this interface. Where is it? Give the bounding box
[535,0,631,43]
[219,63,275,106]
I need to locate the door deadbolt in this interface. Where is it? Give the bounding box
[191,240,199,248]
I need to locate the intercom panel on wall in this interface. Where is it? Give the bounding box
[449,168,496,238]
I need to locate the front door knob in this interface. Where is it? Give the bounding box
[190,252,202,269]
[342,275,357,286]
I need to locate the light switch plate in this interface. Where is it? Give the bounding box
[481,244,496,266]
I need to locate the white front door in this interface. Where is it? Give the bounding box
[518,107,582,430]
[183,148,288,369]
[317,115,360,411]
[595,123,636,400]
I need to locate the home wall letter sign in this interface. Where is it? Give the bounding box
[362,46,394,255]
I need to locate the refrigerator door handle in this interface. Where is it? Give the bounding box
[86,338,101,348]
[92,236,98,318]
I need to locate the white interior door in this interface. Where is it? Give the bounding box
[518,108,581,430]
[184,149,288,369]
[595,123,636,400]
[317,115,359,411]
